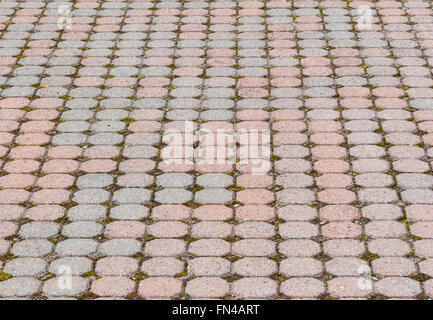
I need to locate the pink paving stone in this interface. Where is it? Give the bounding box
[0,98,29,109]
[80,160,117,173]
[26,110,58,120]
[309,120,341,133]
[74,77,104,87]
[317,189,356,204]
[270,77,301,87]
[0,109,24,120]
[20,121,55,133]
[192,205,232,221]
[23,48,52,56]
[0,205,24,220]
[153,205,191,220]
[0,221,18,238]
[105,221,146,238]
[321,222,363,239]
[31,189,70,204]
[280,278,325,298]
[0,132,13,144]
[137,87,168,98]
[185,278,229,298]
[320,205,360,221]
[24,205,65,221]
[310,133,344,145]
[237,174,273,188]
[129,121,161,132]
[15,133,50,145]
[338,87,370,97]
[273,120,306,132]
[147,221,187,238]
[3,160,40,173]
[236,189,275,204]
[372,257,416,277]
[237,110,269,121]
[316,174,353,189]
[235,205,275,222]
[91,277,136,297]
[36,174,75,189]
[237,77,269,87]
[406,205,433,221]
[372,87,405,97]
[0,120,18,131]
[106,77,137,87]
[42,160,79,173]
[340,98,373,109]
[138,278,182,298]
[232,277,277,298]
[196,163,233,173]
[0,174,36,189]
[47,146,82,159]
[314,159,350,173]
[158,162,194,173]
[0,239,10,255]
[375,98,407,109]
[138,77,170,87]
[0,146,7,157]
[410,222,433,239]
[30,98,63,109]
[328,277,372,297]
[311,146,347,159]
[95,257,139,276]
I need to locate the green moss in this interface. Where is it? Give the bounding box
[0,272,12,281]
[174,271,188,278]
[82,271,97,278]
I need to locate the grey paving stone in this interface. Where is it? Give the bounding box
[0,278,41,297]
[109,204,149,220]
[76,174,114,189]
[11,240,53,257]
[62,222,103,238]
[72,189,110,204]
[49,257,93,276]
[67,205,107,221]
[196,174,233,188]
[112,188,152,204]
[19,222,60,239]
[55,239,99,256]
[156,173,194,188]
[195,189,233,204]
[4,258,47,276]
[98,239,142,256]
[155,188,192,204]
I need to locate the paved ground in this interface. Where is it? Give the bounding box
[0,0,433,300]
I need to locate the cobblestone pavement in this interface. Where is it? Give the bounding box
[0,0,433,300]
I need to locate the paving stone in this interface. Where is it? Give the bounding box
[76,174,114,189]
[195,189,232,204]
[112,188,152,204]
[155,188,192,204]
[156,173,194,188]
[0,278,41,297]
[0,0,430,300]
[4,258,47,277]
[49,257,93,276]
